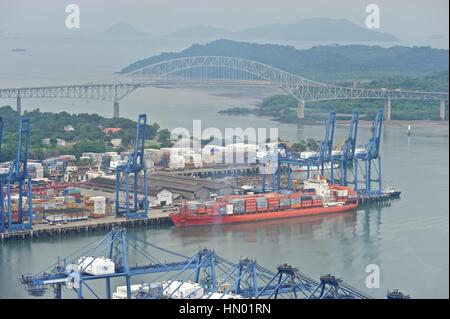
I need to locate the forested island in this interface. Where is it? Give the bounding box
[0,106,172,161]
[121,39,449,81]
[219,71,449,122]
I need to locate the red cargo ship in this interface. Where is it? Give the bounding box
[170,178,358,227]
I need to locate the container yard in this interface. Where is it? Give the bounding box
[1,110,394,238]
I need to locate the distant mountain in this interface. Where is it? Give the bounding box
[120,39,448,81]
[427,34,447,40]
[168,18,399,42]
[103,22,149,37]
[169,25,233,38]
[236,18,399,42]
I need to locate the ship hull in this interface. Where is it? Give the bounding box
[170,203,358,227]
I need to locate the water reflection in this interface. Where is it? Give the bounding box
[170,212,358,243]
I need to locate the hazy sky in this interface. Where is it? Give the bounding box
[0,0,448,40]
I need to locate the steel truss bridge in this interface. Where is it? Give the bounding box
[0,56,448,119]
[20,227,390,299]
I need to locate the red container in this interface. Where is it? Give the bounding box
[302,200,312,208]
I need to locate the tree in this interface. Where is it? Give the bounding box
[49,137,57,147]
[158,129,172,148]
[290,141,307,152]
[306,139,319,151]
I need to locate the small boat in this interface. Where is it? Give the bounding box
[383,186,401,198]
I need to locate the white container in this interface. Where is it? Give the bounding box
[169,155,185,170]
[204,292,244,299]
[116,284,145,294]
[162,281,204,299]
[192,154,203,168]
[226,204,234,215]
[90,196,106,215]
[112,291,127,299]
[77,256,115,275]
[336,189,348,197]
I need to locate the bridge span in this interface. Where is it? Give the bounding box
[0,56,448,120]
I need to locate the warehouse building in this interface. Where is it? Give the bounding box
[79,172,234,206]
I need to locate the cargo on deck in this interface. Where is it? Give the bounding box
[170,177,358,226]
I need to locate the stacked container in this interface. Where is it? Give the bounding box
[62,187,82,203]
[312,196,323,207]
[245,197,257,213]
[86,196,106,218]
[168,155,186,170]
[266,194,279,210]
[197,204,206,215]
[301,195,313,208]
[232,199,245,214]
[256,197,268,211]
[279,195,291,209]
[205,201,217,215]
[65,195,77,209]
[218,204,227,215]
[288,194,301,208]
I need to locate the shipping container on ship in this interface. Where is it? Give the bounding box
[170,177,358,226]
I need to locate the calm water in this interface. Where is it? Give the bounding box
[0,36,448,299]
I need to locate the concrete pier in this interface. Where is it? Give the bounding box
[440,99,446,121]
[17,95,22,115]
[384,98,391,121]
[113,100,120,119]
[0,211,172,241]
[297,100,305,119]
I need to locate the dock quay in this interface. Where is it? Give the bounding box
[358,193,391,206]
[0,210,172,241]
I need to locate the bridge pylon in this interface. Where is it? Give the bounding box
[114,100,119,119]
[297,100,305,119]
[440,99,446,121]
[384,98,391,121]
[17,95,21,115]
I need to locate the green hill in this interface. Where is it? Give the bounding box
[220,71,449,122]
[0,107,166,161]
[121,39,449,81]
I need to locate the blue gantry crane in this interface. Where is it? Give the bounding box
[260,112,337,192]
[330,111,359,186]
[305,111,336,179]
[1,117,33,232]
[20,227,376,299]
[260,143,306,192]
[354,109,384,196]
[115,114,148,219]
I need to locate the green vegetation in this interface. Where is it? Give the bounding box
[0,106,168,161]
[121,39,448,81]
[157,129,172,148]
[218,107,254,115]
[219,95,298,120]
[290,139,320,152]
[220,71,449,122]
[311,71,449,121]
